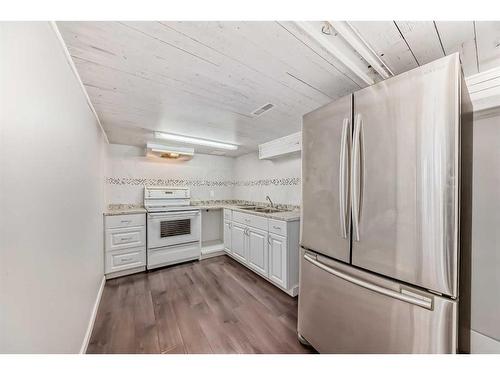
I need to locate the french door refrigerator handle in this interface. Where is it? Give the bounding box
[339,118,349,239]
[351,113,362,241]
[303,253,433,310]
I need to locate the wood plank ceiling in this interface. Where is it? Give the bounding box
[58,21,500,156]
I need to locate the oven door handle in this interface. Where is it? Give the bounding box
[148,211,200,219]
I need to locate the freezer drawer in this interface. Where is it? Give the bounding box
[298,250,457,354]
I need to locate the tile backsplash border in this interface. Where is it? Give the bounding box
[106,176,300,187]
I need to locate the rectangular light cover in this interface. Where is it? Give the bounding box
[155,132,238,150]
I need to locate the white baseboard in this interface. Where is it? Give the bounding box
[471,330,500,354]
[200,249,226,260]
[80,276,106,354]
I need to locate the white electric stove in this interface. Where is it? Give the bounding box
[144,186,201,269]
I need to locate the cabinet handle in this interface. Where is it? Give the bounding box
[272,226,281,230]
[120,220,131,224]
[120,237,133,242]
[267,236,271,245]
[120,257,133,262]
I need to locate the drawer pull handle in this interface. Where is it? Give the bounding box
[120,220,131,224]
[120,257,133,262]
[120,237,133,242]
[273,226,280,229]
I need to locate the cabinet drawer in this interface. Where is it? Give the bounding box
[232,210,268,231]
[105,213,145,229]
[105,247,145,274]
[106,226,146,251]
[223,209,232,220]
[268,219,287,236]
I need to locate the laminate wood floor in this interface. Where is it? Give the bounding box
[87,255,315,354]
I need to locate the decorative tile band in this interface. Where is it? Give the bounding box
[106,177,300,187]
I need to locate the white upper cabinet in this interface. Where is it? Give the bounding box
[259,132,302,160]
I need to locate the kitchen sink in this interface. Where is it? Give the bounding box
[239,206,286,213]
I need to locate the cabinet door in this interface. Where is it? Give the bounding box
[247,227,268,277]
[223,220,232,253]
[231,223,246,263]
[269,234,287,288]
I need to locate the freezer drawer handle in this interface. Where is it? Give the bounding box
[303,253,433,310]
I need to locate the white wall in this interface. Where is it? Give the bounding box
[232,152,301,206]
[470,112,500,353]
[105,147,301,206]
[105,144,234,205]
[0,22,106,353]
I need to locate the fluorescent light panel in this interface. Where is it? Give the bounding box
[155,132,238,150]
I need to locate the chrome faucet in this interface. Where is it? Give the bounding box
[266,195,274,208]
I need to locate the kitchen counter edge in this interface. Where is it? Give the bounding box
[193,204,300,222]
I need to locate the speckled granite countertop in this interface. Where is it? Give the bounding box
[104,202,300,221]
[193,203,300,222]
[104,204,147,216]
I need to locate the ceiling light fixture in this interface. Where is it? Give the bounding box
[155,132,238,150]
[146,143,194,160]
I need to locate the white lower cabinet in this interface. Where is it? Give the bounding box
[247,227,268,277]
[105,246,146,274]
[268,233,287,288]
[223,220,232,252]
[104,213,146,279]
[223,209,299,296]
[231,222,247,263]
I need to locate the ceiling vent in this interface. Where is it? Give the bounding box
[251,103,274,117]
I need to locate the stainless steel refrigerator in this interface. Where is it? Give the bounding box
[298,53,472,354]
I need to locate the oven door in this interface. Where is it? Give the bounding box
[147,210,200,249]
